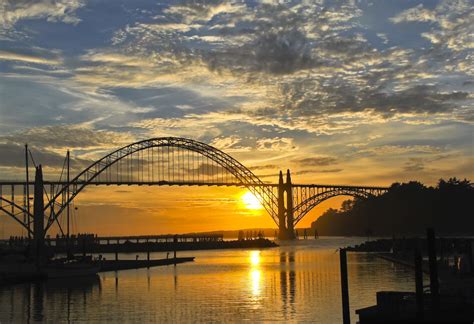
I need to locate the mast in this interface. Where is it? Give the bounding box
[25,144,30,239]
[67,150,70,239]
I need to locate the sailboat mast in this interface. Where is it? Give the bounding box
[25,144,30,239]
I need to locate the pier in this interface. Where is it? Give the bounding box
[3,234,277,255]
[350,229,474,323]
[97,257,195,272]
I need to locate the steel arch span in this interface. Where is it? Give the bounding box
[292,188,375,225]
[0,196,32,235]
[44,137,279,232]
[0,137,389,237]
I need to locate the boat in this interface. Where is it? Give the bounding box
[41,259,100,279]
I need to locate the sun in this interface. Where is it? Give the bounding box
[241,191,263,210]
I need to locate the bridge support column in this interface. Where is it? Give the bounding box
[277,171,287,239]
[277,169,296,240]
[285,169,295,240]
[32,165,45,264]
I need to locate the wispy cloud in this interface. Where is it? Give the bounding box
[0,49,62,65]
[0,0,85,27]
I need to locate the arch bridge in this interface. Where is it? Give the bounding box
[0,137,388,240]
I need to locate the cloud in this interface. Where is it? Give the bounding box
[294,169,343,175]
[80,51,156,68]
[103,1,470,127]
[357,145,444,157]
[255,137,297,152]
[0,49,62,65]
[403,154,452,172]
[390,4,437,24]
[391,0,474,51]
[204,27,319,75]
[41,0,469,128]
[248,164,279,171]
[130,110,376,138]
[0,0,85,29]
[191,162,226,176]
[0,142,92,170]
[293,157,338,167]
[163,0,242,24]
[403,158,425,172]
[276,77,470,119]
[255,167,343,179]
[3,125,134,151]
[209,135,251,152]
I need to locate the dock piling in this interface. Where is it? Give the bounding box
[415,249,424,319]
[340,248,351,324]
[173,235,177,265]
[427,228,439,310]
[469,240,473,274]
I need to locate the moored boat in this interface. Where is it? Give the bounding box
[41,259,100,279]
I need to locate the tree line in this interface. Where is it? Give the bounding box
[311,178,474,236]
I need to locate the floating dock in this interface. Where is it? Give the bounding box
[97,257,195,272]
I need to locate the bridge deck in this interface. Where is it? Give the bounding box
[0,180,389,190]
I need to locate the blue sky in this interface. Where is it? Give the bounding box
[0,0,472,186]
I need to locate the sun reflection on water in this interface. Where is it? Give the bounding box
[250,269,261,296]
[250,250,260,266]
[249,251,262,298]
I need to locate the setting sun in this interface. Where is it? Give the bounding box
[241,192,263,210]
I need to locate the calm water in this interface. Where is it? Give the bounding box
[0,238,419,323]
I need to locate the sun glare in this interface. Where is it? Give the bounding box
[241,192,263,210]
[250,250,260,266]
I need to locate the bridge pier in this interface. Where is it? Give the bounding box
[278,171,287,239]
[277,170,296,240]
[286,170,295,239]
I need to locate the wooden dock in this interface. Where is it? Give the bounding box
[97,257,195,272]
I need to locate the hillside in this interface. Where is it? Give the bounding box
[311,178,474,236]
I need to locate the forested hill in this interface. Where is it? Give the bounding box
[311,178,474,236]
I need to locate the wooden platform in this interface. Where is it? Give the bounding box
[97,257,195,272]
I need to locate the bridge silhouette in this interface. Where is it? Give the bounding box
[0,137,388,241]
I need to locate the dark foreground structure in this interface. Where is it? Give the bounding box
[97,257,195,272]
[1,235,277,285]
[0,256,195,285]
[351,229,474,324]
[356,291,474,323]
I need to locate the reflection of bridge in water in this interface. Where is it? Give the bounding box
[0,137,388,241]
